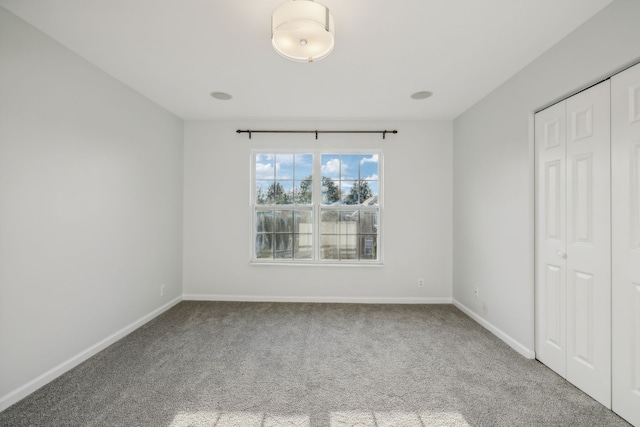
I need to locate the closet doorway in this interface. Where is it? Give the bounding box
[535,62,640,426]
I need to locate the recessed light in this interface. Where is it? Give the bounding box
[411,91,433,100]
[210,92,232,100]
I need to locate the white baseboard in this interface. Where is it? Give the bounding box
[452,298,535,360]
[183,294,452,304]
[0,296,182,413]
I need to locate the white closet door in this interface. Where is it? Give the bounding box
[565,80,611,408]
[612,62,640,426]
[535,81,611,409]
[535,101,567,378]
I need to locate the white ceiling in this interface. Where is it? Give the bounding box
[1,0,614,121]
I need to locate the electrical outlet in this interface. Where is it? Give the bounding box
[418,278,424,288]
[474,287,479,299]
[483,302,489,315]
[160,284,166,297]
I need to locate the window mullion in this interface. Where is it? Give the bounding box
[313,152,321,261]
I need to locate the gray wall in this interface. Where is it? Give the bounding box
[452,0,640,356]
[0,7,184,407]
[183,120,452,302]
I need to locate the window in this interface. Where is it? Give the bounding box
[252,151,382,264]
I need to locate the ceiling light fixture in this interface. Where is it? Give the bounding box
[271,0,335,63]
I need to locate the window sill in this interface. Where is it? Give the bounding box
[249,260,384,267]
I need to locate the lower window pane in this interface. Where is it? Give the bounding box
[339,210,358,234]
[255,162,380,263]
[256,211,274,232]
[360,235,377,259]
[359,211,378,233]
[321,210,339,234]
[319,208,379,261]
[256,234,273,259]
[275,210,293,232]
[294,234,313,259]
[321,235,338,260]
[256,207,315,261]
[295,210,313,233]
[340,234,358,260]
[274,233,293,259]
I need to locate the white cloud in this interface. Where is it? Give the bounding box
[360,154,379,165]
[364,174,379,181]
[255,162,277,179]
[321,158,342,175]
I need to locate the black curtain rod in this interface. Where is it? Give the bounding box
[236,129,398,140]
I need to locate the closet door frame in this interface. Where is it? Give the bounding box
[611,62,640,427]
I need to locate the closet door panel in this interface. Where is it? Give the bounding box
[565,80,611,408]
[535,101,567,378]
[612,62,640,426]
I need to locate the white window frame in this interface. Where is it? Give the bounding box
[250,149,383,265]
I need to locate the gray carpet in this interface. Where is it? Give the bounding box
[0,301,630,426]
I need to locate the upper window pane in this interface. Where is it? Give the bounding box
[321,154,341,179]
[344,180,376,205]
[294,179,312,204]
[255,154,275,180]
[295,154,313,179]
[275,153,294,179]
[320,154,379,206]
[321,177,341,205]
[256,153,312,205]
[340,154,359,180]
[360,154,379,180]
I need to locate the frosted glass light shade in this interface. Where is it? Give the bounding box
[271,0,334,63]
